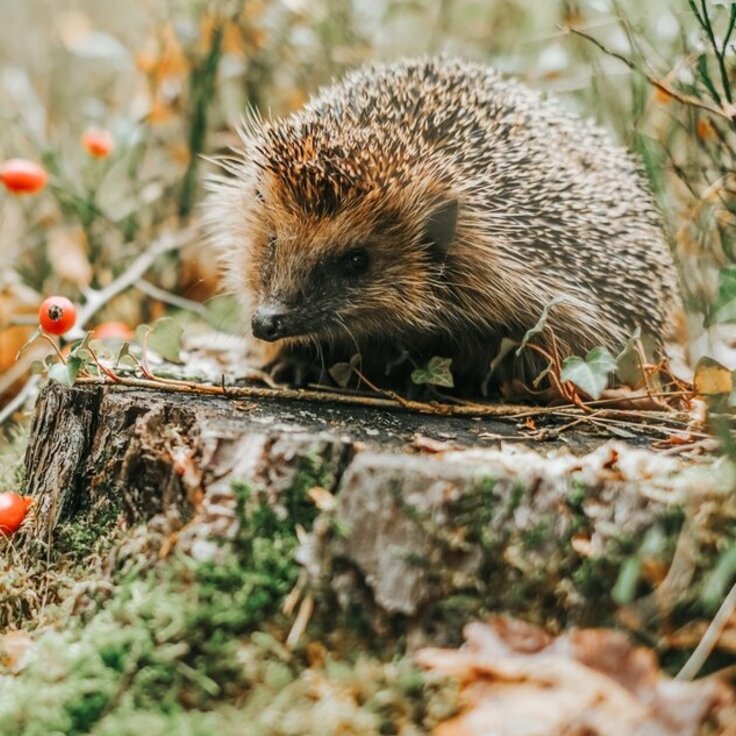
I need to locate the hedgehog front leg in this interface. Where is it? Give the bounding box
[259,343,330,387]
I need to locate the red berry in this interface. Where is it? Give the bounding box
[0,493,32,536]
[0,159,48,195]
[81,128,114,158]
[93,321,133,340]
[39,296,77,335]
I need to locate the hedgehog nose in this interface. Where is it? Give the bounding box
[252,304,288,341]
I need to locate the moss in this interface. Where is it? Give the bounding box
[0,474,457,735]
[565,480,587,511]
[55,499,122,561]
[521,519,552,551]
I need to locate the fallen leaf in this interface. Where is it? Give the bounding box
[694,356,732,397]
[418,617,732,736]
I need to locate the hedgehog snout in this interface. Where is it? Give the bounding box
[252,302,289,341]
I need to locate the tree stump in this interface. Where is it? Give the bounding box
[22,382,710,630]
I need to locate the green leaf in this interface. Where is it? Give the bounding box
[696,53,721,105]
[517,296,567,355]
[411,356,454,388]
[137,318,183,363]
[560,346,617,400]
[710,267,736,324]
[70,331,95,368]
[48,357,83,386]
[29,360,46,375]
[114,342,137,369]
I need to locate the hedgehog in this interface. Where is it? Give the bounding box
[206,57,682,394]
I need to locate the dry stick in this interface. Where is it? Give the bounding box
[73,373,701,440]
[75,374,531,417]
[73,228,196,335]
[509,392,690,420]
[0,229,195,428]
[351,365,413,409]
[567,26,733,122]
[676,579,736,680]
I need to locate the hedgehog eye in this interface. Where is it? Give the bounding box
[341,247,370,277]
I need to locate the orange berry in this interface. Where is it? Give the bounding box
[0,493,32,536]
[39,296,77,336]
[81,128,114,158]
[0,159,48,195]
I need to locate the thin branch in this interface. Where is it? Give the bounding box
[676,579,736,680]
[66,375,698,443]
[0,376,41,428]
[697,0,733,104]
[567,26,733,122]
[73,228,195,334]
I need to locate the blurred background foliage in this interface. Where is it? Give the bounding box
[1,0,735,404]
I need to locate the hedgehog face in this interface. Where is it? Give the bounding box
[243,189,460,347]
[206,112,461,350]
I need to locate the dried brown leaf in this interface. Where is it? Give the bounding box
[418,617,732,736]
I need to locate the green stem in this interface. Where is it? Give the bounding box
[178,23,224,219]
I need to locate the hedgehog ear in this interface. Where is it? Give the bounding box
[422,199,458,259]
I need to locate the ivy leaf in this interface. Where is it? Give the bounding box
[516,296,567,355]
[114,342,137,369]
[137,317,183,363]
[70,331,94,365]
[411,356,454,388]
[560,346,617,399]
[48,357,83,386]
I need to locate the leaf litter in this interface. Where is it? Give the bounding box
[417,617,734,736]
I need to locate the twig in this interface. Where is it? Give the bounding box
[676,579,736,680]
[39,334,67,365]
[351,366,413,409]
[70,374,702,440]
[286,592,314,649]
[0,376,41,427]
[74,374,533,417]
[567,26,734,122]
[72,228,195,337]
[134,278,213,323]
